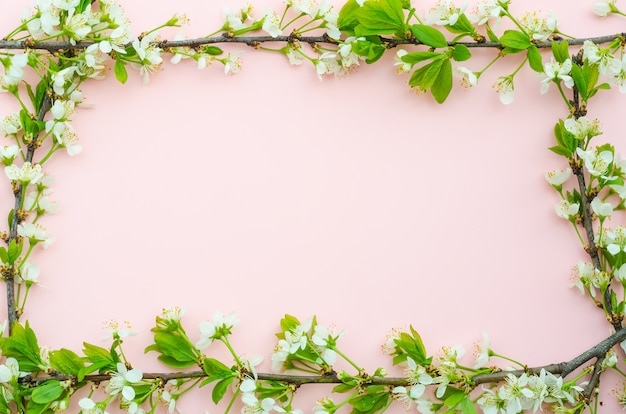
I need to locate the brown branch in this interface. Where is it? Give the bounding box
[0,33,624,52]
[5,94,52,335]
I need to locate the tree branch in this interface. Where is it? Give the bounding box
[5,93,52,335]
[0,33,624,52]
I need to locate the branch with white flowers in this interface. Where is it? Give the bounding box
[0,33,625,52]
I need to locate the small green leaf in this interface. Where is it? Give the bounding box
[527,45,543,73]
[0,321,44,372]
[459,396,477,414]
[212,377,234,404]
[350,390,389,414]
[446,14,476,35]
[352,38,387,64]
[570,64,588,101]
[355,0,407,37]
[485,25,499,42]
[0,248,7,264]
[338,0,362,34]
[279,314,301,336]
[150,332,198,367]
[7,209,14,230]
[553,120,564,147]
[114,58,128,84]
[77,360,111,382]
[401,51,441,64]
[451,44,471,62]
[551,40,569,63]
[500,47,524,55]
[408,58,444,89]
[202,357,234,380]
[7,239,21,265]
[50,348,85,375]
[204,46,223,56]
[31,381,63,404]
[431,58,453,103]
[548,145,573,157]
[34,77,50,114]
[499,30,531,50]
[410,24,448,48]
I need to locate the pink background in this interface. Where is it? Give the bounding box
[1,0,626,412]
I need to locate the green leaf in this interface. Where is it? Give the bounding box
[150,332,198,367]
[31,381,63,404]
[338,0,362,34]
[81,342,116,376]
[350,389,389,414]
[155,354,197,369]
[527,45,543,73]
[446,14,475,35]
[499,30,531,50]
[485,25,499,42]
[410,24,448,48]
[431,58,453,103]
[444,389,465,407]
[83,342,114,364]
[570,64,588,101]
[548,145,573,158]
[50,348,85,375]
[25,83,36,111]
[77,360,111,382]
[451,44,471,62]
[0,321,44,372]
[355,0,407,37]
[597,82,611,90]
[409,58,444,89]
[459,396,477,414]
[204,46,223,56]
[353,38,386,64]
[278,314,301,337]
[333,383,357,393]
[401,51,441,64]
[34,77,50,114]
[114,57,128,84]
[553,120,565,147]
[212,377,234,404]
[202,357,235,381]
[7,239,21,265]
[409,326,427,359]
[25,400,51,414]
[500,47,526,55]
[551,40,569,63]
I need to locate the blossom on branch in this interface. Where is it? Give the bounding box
[425,0,468,26]
[540,59,574,94]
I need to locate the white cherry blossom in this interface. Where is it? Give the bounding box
[425,0,468,26]
[540,59,574,94]
[106,362,143,401]
[5,162,43,184]
[493,76,514,104]
[576,147,613,177]
[545,167,572,187]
